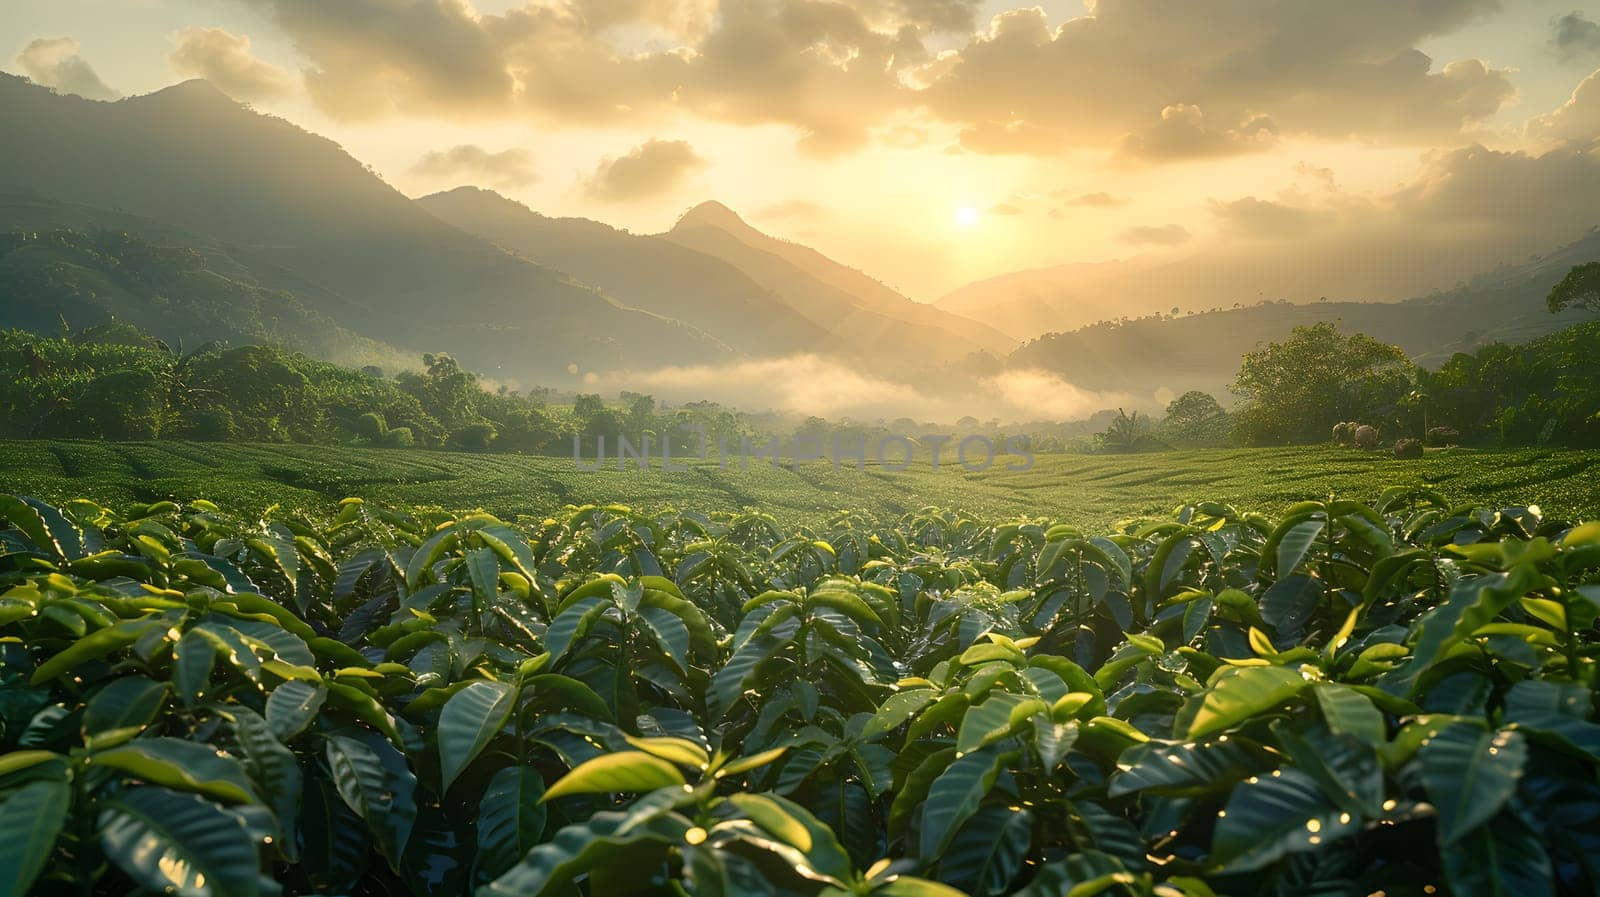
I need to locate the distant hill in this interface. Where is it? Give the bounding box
[416,187,825,359]
[1005,227,1600,405]
[665,201,1016,366]
[936,257,1163,342]
[0,226,409,368]
[0,74,725,383]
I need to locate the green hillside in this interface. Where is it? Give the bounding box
[3,439,1595,529]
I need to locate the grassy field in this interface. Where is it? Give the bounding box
[3,439,1597,528]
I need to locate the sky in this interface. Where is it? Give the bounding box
[6,0,1600,300]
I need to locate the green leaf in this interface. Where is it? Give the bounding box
[325,734,414,862]
[0,751,63,778]
[93,738,258,804]
[225,707,302,862]
[543,595,608,665]
[1186,665,1306,739]
[957,694,1046,756]
[1268,722,1383,819]
[542,751,686,801]
[1503,680,1600,759]
[1313,684,1385,745]
[0,495,81,560]
[937,804,1033,897]
[406,526,460,589]
[1420,724,1527,845]
[1211,767,1359,872]
[83,676,167,739]
[625,735,709,770]
[1272,517,1325,579]
[466,546,501,606]
[0,778,69,897]
[1108,738,1262,797]
[477,765,548,879]
[728,792,853,884]
[98,786,262,897]
[864,689,937,740]
[1441,809,1555,897]
[174,629,217,707]
[709,615,799,718]
[920,747,1009,859]
[265,680,326,742]
[1009,851,1138,897]
[717,746,789,779]
[1260,574,1321,637]
[438,679,517,792]
[875,878,972,897]
[637,605,691,674]
[481,789,689,897]
[298,777,368,893]
[1387,566,1541,694]
[29,620,161,684]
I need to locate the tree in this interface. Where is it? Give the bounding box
[1160,390,1230,446]
[1230,323,1413,445]
[1547,262,1600,314]
[1096,409,1163,453]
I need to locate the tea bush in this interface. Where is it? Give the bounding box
[1,491,1597,896]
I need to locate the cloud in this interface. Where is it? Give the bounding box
[1116,105,1278,163]
[583,139,705,202]
[1526,66,1600,145]
[1119,224,1192,247]
[921,1,1513,156]
[569,0,718,38]
[988,202,1023,215]
[167,27,294,100]
[240,0,517,120]
[1551,12,1600,62]
[583,354,1131,421]
[16,37,118,100]
[412,144,538,187]
[241,0,917,153]
[1061,192,1127,207]
[1092,141,1600,310]
[956,118,1065,154]
[1208,197,1329,238]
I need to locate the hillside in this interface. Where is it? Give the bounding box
[0,75,725,382]
[936,256,1163,341]
[1004,228,1600,404]
[416,187,826,359]
[665,201,1016,366]
[0,226,413,368]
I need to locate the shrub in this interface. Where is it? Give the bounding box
[1353,424,1379,450]
[379,425,414,447]
[1,492,1595,897]
[355,411,387,441]
[1394,437,1424,459]
[453,421,498,452]
[1426,426,1460,447]
[186,407,235,441]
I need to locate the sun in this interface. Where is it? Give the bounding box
[953,206,980,229]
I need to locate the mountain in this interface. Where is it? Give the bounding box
[0,74,725,382]
[1004,228,1600,405]
[665,201,1017,364]
[935,257,1161,341]
[0,225,409,369]
[416,187,826,359]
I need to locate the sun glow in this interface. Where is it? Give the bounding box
[953,206,980,229]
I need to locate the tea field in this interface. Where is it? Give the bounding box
[2,439,1597,528]
[3,485,1598,896]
